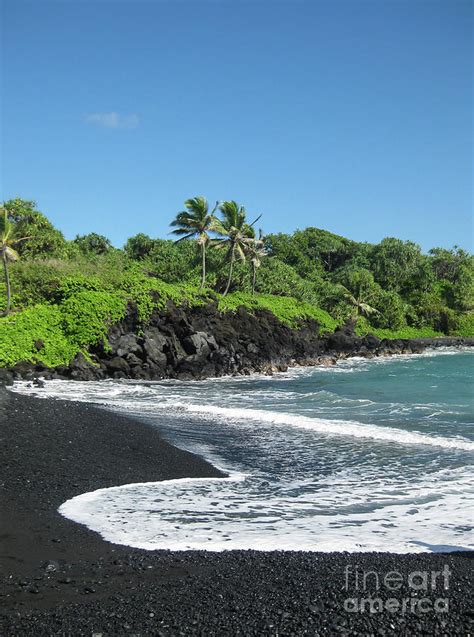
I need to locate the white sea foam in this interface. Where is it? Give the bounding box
[155,403,474,451]
[10,380,473,451]
[12,348,474,553]
[59,466,474,553]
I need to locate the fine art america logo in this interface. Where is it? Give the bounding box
[343,564,451,614]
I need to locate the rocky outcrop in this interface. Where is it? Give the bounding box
[96,302,327,381]
[2,302,474,384]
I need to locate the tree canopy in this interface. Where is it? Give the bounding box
[0,197,472,338]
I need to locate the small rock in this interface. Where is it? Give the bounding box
[43,560,60,573]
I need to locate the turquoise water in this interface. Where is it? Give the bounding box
[14,349,474,552]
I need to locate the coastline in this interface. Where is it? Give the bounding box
[1,334,473,386]
[1,384,473,635]
[1,300,473,386]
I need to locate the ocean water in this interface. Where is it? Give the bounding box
[12,349,474,553]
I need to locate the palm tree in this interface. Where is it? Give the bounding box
[211,201,261,296]
[170,197,217,288]
[340,285,379,318]
[0,207,30,315]
[245,229,267,294]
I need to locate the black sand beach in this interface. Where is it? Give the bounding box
[0,385,472,636]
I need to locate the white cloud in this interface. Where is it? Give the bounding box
[84,112,139,129]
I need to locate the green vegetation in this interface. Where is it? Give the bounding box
[354,317,442,340]
[60,290,127,350]
[1,197,473,368]
[218,293,338,332]
[451,311,474,337]
[170,196,216,289]
[0,206,33,315]
[0,305,76,367]
[210,200,262,296]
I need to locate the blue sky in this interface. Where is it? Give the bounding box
[1,0,472,251]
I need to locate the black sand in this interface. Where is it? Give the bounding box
[0,385,472,635]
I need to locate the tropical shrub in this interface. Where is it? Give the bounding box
[218,292,338,332]
[451,312,474,337]
[0,304,77,367]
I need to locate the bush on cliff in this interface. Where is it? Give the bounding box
[218,293,338,332]
[354,316,442,340]
[0,291,127,367]
[0,305,76,367]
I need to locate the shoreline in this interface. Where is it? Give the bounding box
[1,383,473,634]
[2,334,473,388]
[1,298,473,386]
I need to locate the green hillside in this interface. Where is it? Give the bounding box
[1,197,472,368]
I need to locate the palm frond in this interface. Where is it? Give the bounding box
[358,302,380,315]
[170,197,214,243]
[170,225,194,235]
[0,209,6,236]
[244,224,256,239]
[235,244,246,262]
[248,213,262,228]
[211,238,229,250]
[0,208,13,242]
[12,235,34,244]
[210,217,230,238]
[184,196,208,218]
[218,201,240,229]
[343,291,357,306]
[4,246,19,262]
[173,233,196,243]
[170,212,196,227]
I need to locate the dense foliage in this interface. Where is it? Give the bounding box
[218,293,337,332]
[0,198,472,368]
